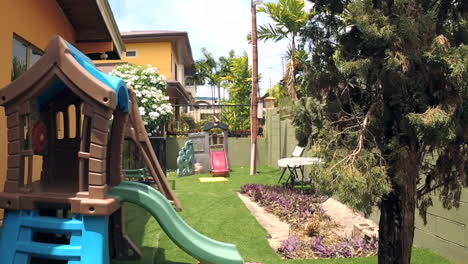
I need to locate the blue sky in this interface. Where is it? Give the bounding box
[108,0,289,98]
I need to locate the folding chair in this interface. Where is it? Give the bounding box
[277,146,305,184]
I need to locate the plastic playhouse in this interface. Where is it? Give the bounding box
[204,121,230,176]
[188,121,230,176]
[0,36,244,264]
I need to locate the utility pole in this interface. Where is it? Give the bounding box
[250,0,261,175]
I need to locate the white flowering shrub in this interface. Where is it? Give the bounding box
[110,64,173,135]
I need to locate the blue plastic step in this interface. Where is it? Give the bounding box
[0,210,110,264]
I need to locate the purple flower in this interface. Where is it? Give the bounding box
[310,236,378,258]
[279,236,302,259]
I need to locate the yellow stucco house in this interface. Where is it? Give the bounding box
[0,0,125,217]
[95,30,195,105]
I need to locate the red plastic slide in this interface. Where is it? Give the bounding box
[210,149,229,176]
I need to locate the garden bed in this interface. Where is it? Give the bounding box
[240,184,378,260]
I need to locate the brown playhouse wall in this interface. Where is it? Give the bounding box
[0,0,77,221]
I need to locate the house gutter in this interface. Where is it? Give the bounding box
[95,0,126,58]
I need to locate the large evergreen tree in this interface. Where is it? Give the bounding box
[297,1,467,263]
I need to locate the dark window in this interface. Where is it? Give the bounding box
[175,64,178,81]
[11,35,43,80]
[126,50,137,57]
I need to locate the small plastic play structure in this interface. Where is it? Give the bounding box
[204,121,230,176]
[0,36,244,264]
[189,132,211,173]
[176,140,195,176]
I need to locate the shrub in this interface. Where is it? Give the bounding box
[278,236,302,259]
[241,184,379,259]
[310,236,378,258]
[240,184,324,227]
[110,64,173,135]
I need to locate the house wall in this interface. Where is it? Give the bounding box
[95,41,189,84]
[118,42,173,79]
[0,0,77,194]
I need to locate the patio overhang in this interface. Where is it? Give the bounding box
[56,0,125,59]
[95,62,128,73]
[167,79,194,104]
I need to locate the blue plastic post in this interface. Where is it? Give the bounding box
[80,215,110,264]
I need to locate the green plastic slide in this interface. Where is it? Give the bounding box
[109,181,244,264]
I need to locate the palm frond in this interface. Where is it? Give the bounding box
[257,24,287,42]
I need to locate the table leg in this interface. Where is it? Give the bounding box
[300,165,305,191]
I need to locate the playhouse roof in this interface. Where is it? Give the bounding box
[0,36,129,112]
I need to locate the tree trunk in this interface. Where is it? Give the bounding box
[288,36,299,101]
[378,151,418,264]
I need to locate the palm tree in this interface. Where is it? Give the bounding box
[256,0,309,101]
[218,50,235,100]
[222,53,252,104]
[221,53,253,131]
[199,48,221,103]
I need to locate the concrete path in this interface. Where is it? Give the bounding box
[237,193,290,250]
[320,198,378,237]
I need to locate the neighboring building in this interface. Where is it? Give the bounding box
[0,0,124,202]
[194,96,219,106]
[190,97,222,123]
[95,30,195,105]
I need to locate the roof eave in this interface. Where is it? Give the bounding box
[183,34,195,66]
[96,0,126,58]
[167,79,194,104]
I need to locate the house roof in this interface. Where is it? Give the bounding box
[56,0,125,58]
[121,30,194,66]
[0,36,129,112]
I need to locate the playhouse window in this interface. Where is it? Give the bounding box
[11,35,43,81]
[68,105,77,138]
[56,112,65,139]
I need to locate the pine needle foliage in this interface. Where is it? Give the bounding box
[296,0,467,263]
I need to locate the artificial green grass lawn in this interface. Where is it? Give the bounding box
[113,166,452,264]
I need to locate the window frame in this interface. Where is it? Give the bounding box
[11,34,44,81]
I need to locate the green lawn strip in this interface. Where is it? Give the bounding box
[113,166,452,264]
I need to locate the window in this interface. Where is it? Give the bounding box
[11,35,43,81]
[125,50,137,57]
